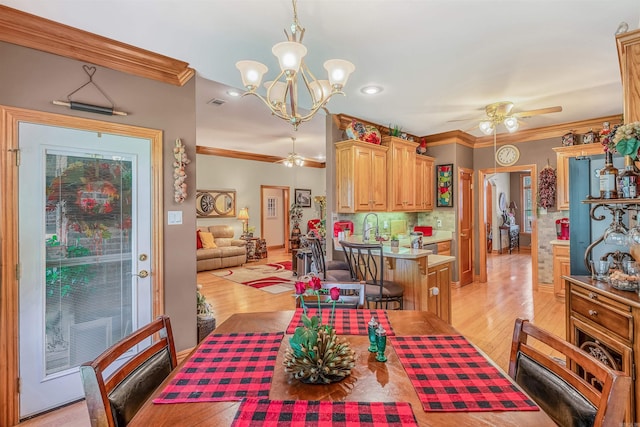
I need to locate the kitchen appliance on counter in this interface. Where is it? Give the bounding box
[414,225,433,236]
[556,218,569,240]
[334,221,354,238]
[410,231,423,249]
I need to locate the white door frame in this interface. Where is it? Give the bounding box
[0,105,164,424]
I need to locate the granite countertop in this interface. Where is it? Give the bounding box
[427,254,456,267]
[336,230,453,248]
[550,239,570,246]
[333,237,432,259]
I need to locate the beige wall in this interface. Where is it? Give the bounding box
[1,41,198,351]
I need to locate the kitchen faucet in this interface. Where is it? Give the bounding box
[362,213,379,242]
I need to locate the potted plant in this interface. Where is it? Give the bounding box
[390,234,400,248]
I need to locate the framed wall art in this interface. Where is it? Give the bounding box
[196,189,236,218]
[436,164,453,207]
[294,188,312,208]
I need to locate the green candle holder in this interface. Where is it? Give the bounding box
[367,316,378,353]
[375,325,387,362]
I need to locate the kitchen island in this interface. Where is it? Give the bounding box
[334,237,455,321]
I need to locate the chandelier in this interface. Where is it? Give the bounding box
[478,102,519,135]
[235,0,355,130]
[283,137,304,167]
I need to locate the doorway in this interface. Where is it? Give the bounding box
[477,164,538,287]
[0,106,164,421]
[261,185,290,251]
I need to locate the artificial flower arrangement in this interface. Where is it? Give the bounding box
[283,274,356,384]
[537,165,557,209]
[601,121,640,159]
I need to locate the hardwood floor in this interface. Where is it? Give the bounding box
[17,249,564,426]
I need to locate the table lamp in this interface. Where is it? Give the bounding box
[238,207,249,235]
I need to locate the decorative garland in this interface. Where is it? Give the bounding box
[538,165,556,209]
[173,138,190,203]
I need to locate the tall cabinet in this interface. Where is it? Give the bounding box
[416,155,435,211]
[382,136,418,211]
[335,139,388,213]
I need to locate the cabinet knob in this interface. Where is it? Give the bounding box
[588,292,598,300]
[588,309,598,317]
[430,287,439,296]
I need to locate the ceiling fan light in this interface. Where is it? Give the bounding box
[272,41,307,74]
[504,116,519,132]
[479,120,494,135]
[295,156,304,167]
[324,59,355,90]
[236,60,268,90]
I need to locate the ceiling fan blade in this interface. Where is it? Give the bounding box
[512,106,562,118]
[447,116,483,123]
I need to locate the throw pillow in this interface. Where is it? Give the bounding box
[199,231,217,249]
[196,230,203,249]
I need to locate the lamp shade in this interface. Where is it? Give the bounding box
[309,79,331,103]
[238,207,249,221]
[324,59,355,89]
[272,41,307,73]
[236,60,268,90]
[479,120,494,135]
[504,116,520,132]
[264,80,288,106]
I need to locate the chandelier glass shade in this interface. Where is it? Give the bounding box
[235,0,355,130]
[479,101,520,135]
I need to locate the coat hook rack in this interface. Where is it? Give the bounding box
[52,65,128,116]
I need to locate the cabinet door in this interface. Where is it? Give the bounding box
[336,144,355,213]
[425,262,452,324]
[416,156,434,211]
[370,148,388,211]
[387,140,417,211]
[354,146,375,211]
[553,144,604,210]
[552,245,570,298]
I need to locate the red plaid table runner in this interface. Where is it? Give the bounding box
[286,308,394,336]
[231,398,419,427]
[391,335,539,412]
[153,332,283,404]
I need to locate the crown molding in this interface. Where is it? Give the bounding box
[196,146,325,169]
[0,5,194,86]
[332,113,420,141]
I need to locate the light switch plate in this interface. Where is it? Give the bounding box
[168,211,183,225]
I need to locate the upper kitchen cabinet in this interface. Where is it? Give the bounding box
[617,28,640,123]
[335,139,389,213]
[382,136,418,212]
[415,155,435,211]
[553,144,604,210]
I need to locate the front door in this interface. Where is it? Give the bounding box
[18,121,153,417]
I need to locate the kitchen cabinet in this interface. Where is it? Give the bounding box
[617,28,640,123]
[552,144,604,210]
[382,136,418,211]
[437,240,451,256]
[335,139,388,213]
[415,155,435,211]
[552,243,570,298]
[564,276,637,424]
[425,259,452,324]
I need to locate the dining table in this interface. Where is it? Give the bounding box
[130,310,555,426]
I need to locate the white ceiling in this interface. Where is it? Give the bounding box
[3,0,640,162]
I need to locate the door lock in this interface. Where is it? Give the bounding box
[134,270,149,278]
[139,254,148,261]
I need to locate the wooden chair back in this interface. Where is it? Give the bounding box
[296,282,366,309]
[509,318,631,427]
[80,315,177,427]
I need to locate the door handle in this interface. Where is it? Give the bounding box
[134,270,149,278]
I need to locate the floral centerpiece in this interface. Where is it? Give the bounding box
[602,121,640,158]
[283,275,356,384]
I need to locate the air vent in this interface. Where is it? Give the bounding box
[207,98,226,106]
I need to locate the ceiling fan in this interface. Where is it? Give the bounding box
[476,101,562,135]
[278,137,305,167]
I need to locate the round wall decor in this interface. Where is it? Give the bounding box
[496,144,520,166]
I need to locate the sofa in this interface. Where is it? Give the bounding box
[197,225,247,272]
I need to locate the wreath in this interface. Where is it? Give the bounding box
[538,165,556,209]
[46,160,132,237]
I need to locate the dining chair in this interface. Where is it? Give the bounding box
[80,315,177,427]
[339,241,404,310]
[296,282,366,309]
[306,236,352,282]
[509,318,631,427]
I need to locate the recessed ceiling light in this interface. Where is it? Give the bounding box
[226,89,242,97]
[361,85,383,95]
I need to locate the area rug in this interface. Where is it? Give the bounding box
[212,261,295,293]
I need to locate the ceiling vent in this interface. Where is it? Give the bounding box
[207,98,226,106]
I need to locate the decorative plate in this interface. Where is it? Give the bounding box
[345,120,381,145]
[561,131,576,146]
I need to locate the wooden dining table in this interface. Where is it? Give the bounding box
[130,310,555,426]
